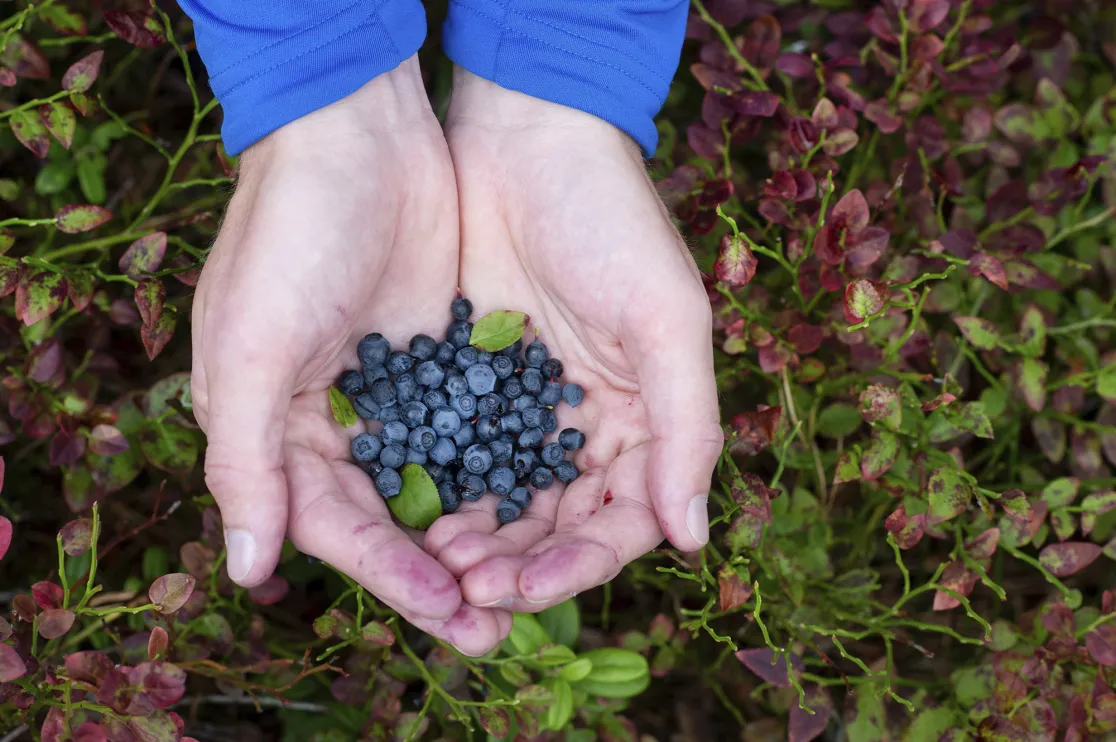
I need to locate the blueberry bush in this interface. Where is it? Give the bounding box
[2,0,1116,740]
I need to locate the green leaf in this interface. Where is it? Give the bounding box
[953,316,999,350]
[538,599,580,648]
[904,707,957,741]
[55,204,113,233]
[536,643,576,666]
[833,450,860,484]
[957,402,994,439]
[846,689,885,742]
[559,657,593,683]
[505,613,552,656]
[41,5,87,35]
[387,464,441,530]
[469,310,528,351]
[860,430,900,481]
[572,648,650,699]
[329,387,357,428]
[39,101,75,149]
[1098,365,1116,403]
[927,468,972,526]
[478,707,510,738]
[1017,305,1047,358]
[35,160,75,195]
[139,423,199,477]
[10,110,50,158]
[77,154,107,204]
[817,403,862,437]
[544,679,573,731]
[1041,477,1079,509]
[1018,358,1048,411]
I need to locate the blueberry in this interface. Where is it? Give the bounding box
[476,415,502,443]
[525,340,549,368]
[436,341,457,365]
[518,427,544,449]
[476,351,493,366]
[541,358,564,380]
[376,404,401,424]
[358,333,391,368]
[500,411,525,435]
[464,444,494,474]
[438,480,460,513]
[451,297,473,321]
[351,433,382,463]
[487,466,516,497]
[401,401,429,428]
[423,389,448,410]
[444,373,469,397]
[490,436,514,464]
[466,364,497,395]
[370,379,396,407]
[497,339,523,358]
[509,487,532,509]
[559,428,586,451]
[502,377,524,399]
[381,421,409,445]
[395,373,420,403]
[405,447,428,465]
[477,393,505,417]
[452,422,476,448]
[448,320,473,349]
[521,368,543,396]
[415,361,446,389]
[491,355,515,380]
[387,351,414,375]
[353,393,380,419]
[408,426,437,452]
[456,467,471,485]
[338,370,365,397]
[451,393,478,419]
[496,499,522,524]
[429,437,457,466]
[539,381,562,407]
[530,467,554,490]
[364,460,384,477]
[561,383,585,408]
[541,442,565,468]
[513,449,538,476]
[513,395,538,412]
[380,443,407,470]
[375,468,403,498]
[362,364,388,388]
[455,346,479,370]
[432,407,462,437]
[409,334,437,361]
[521,407,543,428]
[554,461,579,483]
[539,408,558,434]
[460,474,487,501]
[425,462,447,483]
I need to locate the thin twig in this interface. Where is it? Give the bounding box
[0,725,27,742]
[174,696,329,713]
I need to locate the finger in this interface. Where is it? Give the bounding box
[408,602,513,657]
[286,447,462,620]
[622,278,722,552]
[424,496,499,559]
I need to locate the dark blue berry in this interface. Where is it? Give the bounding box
[521,407,543,428]
[562,383,585,407]
[509,487,532,509]
[554,461,579,483]
[466,364,497,395]
[487,466,516,496]
[405,447,428,465]
[476,351,493,366]
[491,355,515,379]
[476,415,502,443]
[502,377,524,399]
[395,373,420,403]
[431,407,462,437]
[539,408,558,433]
[375,404,401,424]
[444,373,468,397]
[521,368,543,396]
[401,401,429,428]
[530,467,554,490]
[456,467,471,485]
[364,460,384,477]
[497,339,523,358]
[436,341,457,365]
[425,462,447,483]
[518,427,544,449]
[525,340,548,368]
[496,499,522,524]
[387,351,414,375]
[455,346,479,370]
[375,468,402,498]
[353,393,380,419]
[541,358,564,380]
[539,381,562,407]
[358,333,391,368]
[451,297,473,320]
[514,395,538,412]
[452,422,476,448]
[423,389,448,410]
[447,320,473,349]
[408,426,437,452]
[477,393,505,416]
[559,428,586,451]
[338,370,364,397]
[460,474,486,501]
[429,437,457,466]
[351,433,382,462]
[514,449,538,476]
[362,364,388,387]
[541,442,565,468]
[370,379,396,407]
[438,480,460,513]
[381,421,409,445]
[415,361,446,389]
[490,436,514,463]
[409,334,437,361]
[379,443,407,469]
[500,411,525,435]
[463,444,493,474]
[450,393,477,419]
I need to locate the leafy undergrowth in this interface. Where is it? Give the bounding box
[2,0,1116,740]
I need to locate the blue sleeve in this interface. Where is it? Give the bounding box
[177,0,427,155]
[442,1,689,157]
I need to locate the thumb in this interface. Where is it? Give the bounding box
[625,283,722,553]
[198,333,295,588]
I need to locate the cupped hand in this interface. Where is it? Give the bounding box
[190,58,509,654]
[423,71,723,611]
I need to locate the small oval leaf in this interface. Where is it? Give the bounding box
[62,50,103,93]
[10,110,50,158]
[38,608,76,639]
[470,310,529,351]
[0,643,27,682]
[387,463,441,530]
[1039,542,1102,577]
[55,204,113,234]
[148,573,195,613]
[119,232,167,277]
[329,386,357,427]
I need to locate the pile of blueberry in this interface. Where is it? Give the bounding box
[336,297,585,524]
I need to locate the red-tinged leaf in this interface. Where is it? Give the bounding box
[833,450,860,485]
[732,91,779,117]
[788,117,818,153]
[39,102,75,149]
[787,324,823,354]
[88,424,129,456]
[861,430,899,481]
[38,608,76,639]
[360,620,395,647]
[148,573,195,613]
[0,262,21,297]
[729,407,781,455]
[909,0,949,33]
[69,91,91,116]
[811,98,839,130]
[788,685,834,742]
[1087,624,1116,666]
[966,528,1000,560]
[120,232,168,277]
[0,67,14,86]
[1039,542,1102,577]
[954,316,999,350]
[758,198,791,225]
[55,204,113,234]
[0,643,26,682]
[104,10,167,48]
[0,515,11,561]
[62,50,104,93]
[141,306,177,360]
[864,99,902,133]
[16,270,66,326]
[911,32,944,61]
[1,35,49,79]
[59,518,93,556]
[64,650,114,685]
[732,473,775,524]
[10,110,50,158]
[134,278,165,328]
[718,565,753,612]
[148,626,169,660]
[885,506,908,534]
[933,560,979,610]
[1001,489,1032,521]
[1050,508,1076,541]
[28,340,63,385]
[40,707,65,742]
[67,269,94,311]
[126,710,180,742]
[843,279,886,324]
[13,594,37,621]
[1082,491,1116,516]
[687,122,725,160]
[832,189,870,232]
[735,648,802,688]
[969,252,1009,290]
[922,393,957,412]
[846,227,889,268]
[776,52,814,77]
[50,429,86,466]
[859,384,901,430]
[1004,259,1059,291]
[248,575,290,605]
[72,722,106,742]
[726,512,765,552]
[1018,358,1048,412]
[895,516,927,552]
[1001,500,1046,549]
[32,581,64,609]
[823,128,859,156]
[927,468,971,526]
[479,708,510,738]
[1041,477,1079,509]
[758,342,792,374]
[131,661,186,708]
[715,234,757,287]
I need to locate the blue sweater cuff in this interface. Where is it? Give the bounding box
[442,0,688,157]
[180,0,427,155]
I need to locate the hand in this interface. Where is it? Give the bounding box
[423,70,722,610]
[190,58,510,654]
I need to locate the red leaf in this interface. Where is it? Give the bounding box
[965,528,1000,560]
[2,35,49,79]
[885,507,907,533]
[860,430,899,481]
[88,424,129,456]
[729,407,781,455]
[788,685,834,742]
[909,0,950,33]
[718,565,753,612]
[32,581,64,609]
[72,722,107,742]
[65,650,114,685]
[735,648,802,687]
[120,232,168,278]
[776,52,814,77]
[687,122,725,160]
[148,573,195,613]
[50,430,86,466]
[55,204,113,234]
[0,643,27,682]
[732,473,775,524]
[360,620,396,646]
[248,575,290,605]
[147,626,170,661]
[811,98,839,130]
[9,110,51,158]
[864,99,903,133]
[764,170,797,199]
[141,306,177,360]
[16,271,67,326]
[823,128,859,156]
[1039,542,1102,577]
[846,227,890,268]
[758,342,793,373]
[62,50,104,93]
[832,189,870,232]
[1087,623,1116,666]
[894,513,926,549]
[38,608,76,639]
[41,707,65,742]
[715,234,757,286]
[134,278,166,327]
[0,263,22,298]
[788,117,818,153]
[0,67,14,86]
[67,269,94,311]
[59,518,93,556]
[787,324,823,354]
[131,661,187,708]
[921,392,956,412]
[731,91,779,117]
[843,279,886,323]
[103,10,167,48]
[0,515,10,560]
[933,560,979,610]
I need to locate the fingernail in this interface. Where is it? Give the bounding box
[476,597,516,609]
[526,591,576,606]
[224,529,256,583]
[686,495,710,547]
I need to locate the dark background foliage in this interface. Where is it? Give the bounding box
[2,0,1116,740]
